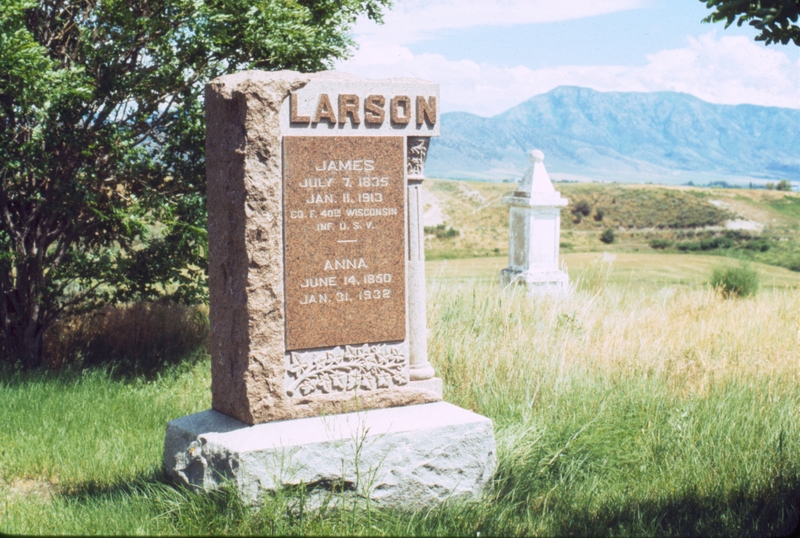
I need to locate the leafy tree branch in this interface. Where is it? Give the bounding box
[701,0,800,45]
[0,0,389,368]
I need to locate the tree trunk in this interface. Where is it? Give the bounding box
[2,317,45,369]
[0,255,49,370]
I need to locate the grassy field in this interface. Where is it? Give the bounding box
[2,252,799,536]
[423,179,800,272]
[430,252,800,291]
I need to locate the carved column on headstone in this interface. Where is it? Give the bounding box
[406,136,435,381]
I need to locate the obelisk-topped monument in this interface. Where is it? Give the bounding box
[500,150,569,292]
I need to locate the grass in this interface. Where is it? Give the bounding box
[0,363,210,489]
[767,195,800,220]
[559,183,733,229]
[422,180,738,259]
[428,252,800,291]
[2,254,800,535]
[422,179,800,270]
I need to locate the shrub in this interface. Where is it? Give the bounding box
[600,228,615,244]
[744,239,771,252]
[786,258,800,272]
[424,224,460,239]
[700,237,735,251]
[593,208,605,221]
[572,200,592,217]
[710,264,760,298]
[725,229,751,241]
[718,237,735,249]
[700,238,718,251]
[677,241,701,251]
[649,238,673,249]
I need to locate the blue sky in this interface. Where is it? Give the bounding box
[335,0,799,116]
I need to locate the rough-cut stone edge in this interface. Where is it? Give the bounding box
[206,70,440,425]
[164,402,496,509]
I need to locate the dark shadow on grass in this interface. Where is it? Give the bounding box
[53,468,369,535]
[56,467,175,500]
[35,462,800,536]
[0,346,208,388]
[496,477,800,537]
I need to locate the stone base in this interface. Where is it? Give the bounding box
[164,402,495,509]
[500,267,569,293]
[408,377,443,398]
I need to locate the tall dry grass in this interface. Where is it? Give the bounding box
[424,259,799,534]
[430,258,798,410]
[42,302,209,376]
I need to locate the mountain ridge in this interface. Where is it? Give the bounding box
[426,86,800,185]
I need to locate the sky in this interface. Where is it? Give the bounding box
[334,0,800,117]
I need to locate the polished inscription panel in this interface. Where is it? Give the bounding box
[283,136,406,351]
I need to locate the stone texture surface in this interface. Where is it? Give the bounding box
[206,70,440,425]
[206,70,307,426]
[164,402,495,509]
[407,377,443,398]
[283,136,406,350]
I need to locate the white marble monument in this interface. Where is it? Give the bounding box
[500,150,569,292]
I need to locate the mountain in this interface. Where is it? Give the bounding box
[426,87,800,186]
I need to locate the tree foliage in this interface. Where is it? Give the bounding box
[701,0,800,45]
[0,0,388,368]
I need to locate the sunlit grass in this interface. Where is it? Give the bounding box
[2,256,799,535]
[429,252,800,291]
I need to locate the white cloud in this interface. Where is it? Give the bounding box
[336,32,800,116]
[351,0,646,44]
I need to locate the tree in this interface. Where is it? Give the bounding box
[775,179,792,191]
[0,0,388,369]
[701,0,800,46]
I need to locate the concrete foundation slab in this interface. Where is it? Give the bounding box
[164,402,495,509]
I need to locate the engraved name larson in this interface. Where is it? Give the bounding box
[291,93,437,127]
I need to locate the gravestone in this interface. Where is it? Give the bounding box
[500,150,569,292]
[163,70,495,509]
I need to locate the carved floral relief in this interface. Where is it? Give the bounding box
[407,137,430,178]
[285,344,408,397]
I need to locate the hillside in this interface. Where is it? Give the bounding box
[422,179,800,272]
[426,87,800,186]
